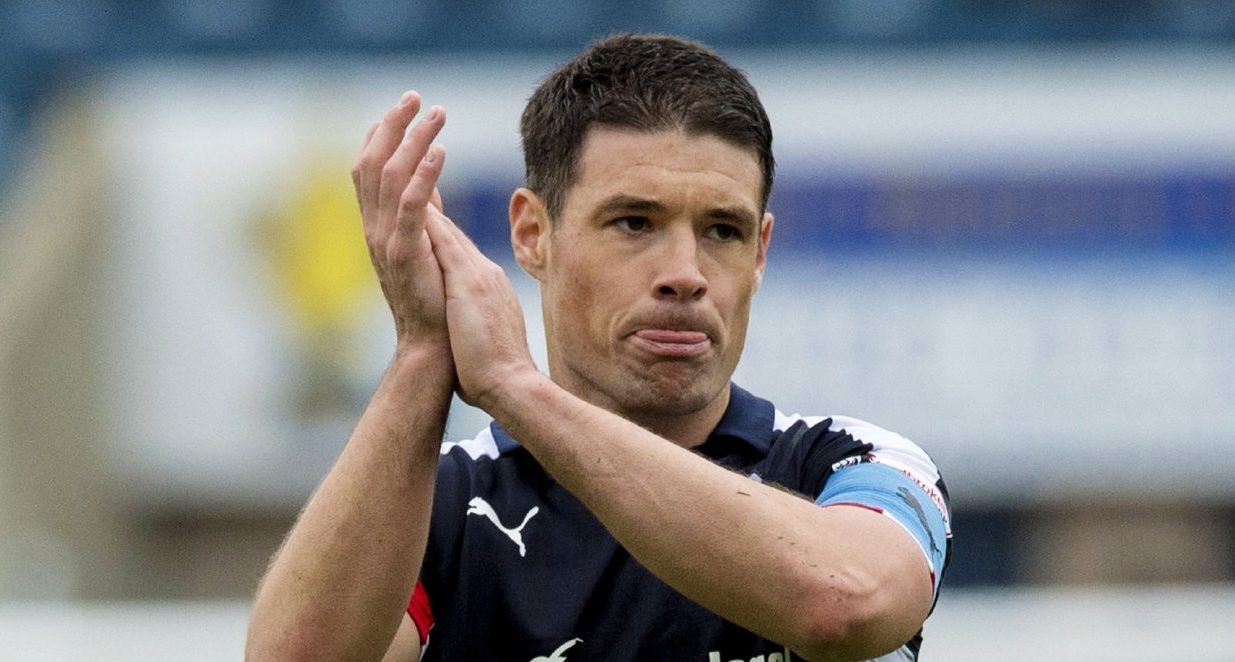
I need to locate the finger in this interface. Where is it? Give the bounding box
[429,187,444,213]
[350,122,380,199]
[379,106,446,240]
[428,214,514,319]
[360,121,379,151]
[395,144,447,238]
[424,210,471,277]
[426,213,510,307]
[356,91,422,225]
[436,208,486,263]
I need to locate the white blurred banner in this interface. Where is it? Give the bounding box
[92,51,1235,507]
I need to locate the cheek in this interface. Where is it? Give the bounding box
[549,261,608,347]
[718,279,758,345]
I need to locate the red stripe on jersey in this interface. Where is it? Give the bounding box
[407,581,434,646]
[823,501,885,515]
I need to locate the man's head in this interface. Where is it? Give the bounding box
[510,35,775,444]
[519,33,774,221]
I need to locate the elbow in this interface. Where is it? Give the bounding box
[245,627,333,662]
[245,607,399,662]
[789,571,925,662]
[244,628,288,662]
[244,615,299,662]
[244,606,328,662]
[244,606,275,660]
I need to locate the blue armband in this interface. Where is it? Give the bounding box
[817,462,949,593]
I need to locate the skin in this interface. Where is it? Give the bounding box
[246,91,454,661]
[247,93,934,662]
[516,127,769,446]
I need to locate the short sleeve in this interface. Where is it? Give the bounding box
[818,462,950,594]
[407,580,434,646]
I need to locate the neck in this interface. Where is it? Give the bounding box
[549,361,731,449]
[618,386,730,448]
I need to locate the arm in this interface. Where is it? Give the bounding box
[246,92,452,661]
[423,215,935,662]
[490,378,932,661]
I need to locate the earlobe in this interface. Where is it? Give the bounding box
[509,188,549,280]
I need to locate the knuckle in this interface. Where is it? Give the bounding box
[410,121,433,141]
[415,157,438,175]
[386,246,410,267]
[380,160,400,182]
[356,152,380,174]
[472,271,496,292]
[384,167,414,192]
[400,189,424,211]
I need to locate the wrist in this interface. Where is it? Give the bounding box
[481,366,549,423]
[389,341,455,388]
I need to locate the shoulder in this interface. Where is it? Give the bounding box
[776,411,954,595]
[773,411,942,486]
[769,410,950,538]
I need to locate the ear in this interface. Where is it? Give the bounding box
[754,211,774,289]
[509,187,551,281]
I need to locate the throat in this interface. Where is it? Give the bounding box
[550,363,729,448]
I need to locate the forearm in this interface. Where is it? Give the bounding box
[489,373,929,660]
[247,348,453,661]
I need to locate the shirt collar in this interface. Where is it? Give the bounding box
[710,383,777,453]
[488,382,776,455]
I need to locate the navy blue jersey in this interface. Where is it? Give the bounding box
[411,385,951,661]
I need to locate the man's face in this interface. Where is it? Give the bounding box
[534,127,772,426]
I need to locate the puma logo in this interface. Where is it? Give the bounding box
[466,496,539,557]
[530,637,581,662]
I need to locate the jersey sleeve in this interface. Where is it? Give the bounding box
[406,580,434,646]
[409,439,483,651]
[815,416,952,596]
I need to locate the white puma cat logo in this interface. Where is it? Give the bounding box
[466,496,539,557]
[530,637,581,662]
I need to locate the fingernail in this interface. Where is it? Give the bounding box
[400,90,416,104]
[424,147,437,163]
[424,106,438,121]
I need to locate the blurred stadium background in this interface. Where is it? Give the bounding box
[2,1,1234,659]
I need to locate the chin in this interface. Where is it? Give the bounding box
[615,367,726,418]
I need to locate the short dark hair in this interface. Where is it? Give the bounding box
[519,33,774,220]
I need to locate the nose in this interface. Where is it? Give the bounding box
[651,229,708,302]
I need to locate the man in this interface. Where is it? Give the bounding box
[247,34,950,662]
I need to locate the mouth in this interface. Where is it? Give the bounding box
[629,328,712,358]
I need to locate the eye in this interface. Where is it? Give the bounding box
[612,216,650,234]
[705,223,743,241]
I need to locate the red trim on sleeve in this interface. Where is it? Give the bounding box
[407,581,434,646]
[822,501,885,515]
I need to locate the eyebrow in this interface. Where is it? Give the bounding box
[703,205,759,230]
[592,194,759,229]
[593,194,668,217]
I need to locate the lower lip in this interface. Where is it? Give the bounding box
[630,330,712,358]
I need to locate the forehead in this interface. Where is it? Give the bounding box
[562,127,763,217]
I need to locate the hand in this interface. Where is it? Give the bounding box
[350,91,452,355]
[423,213,538,410]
